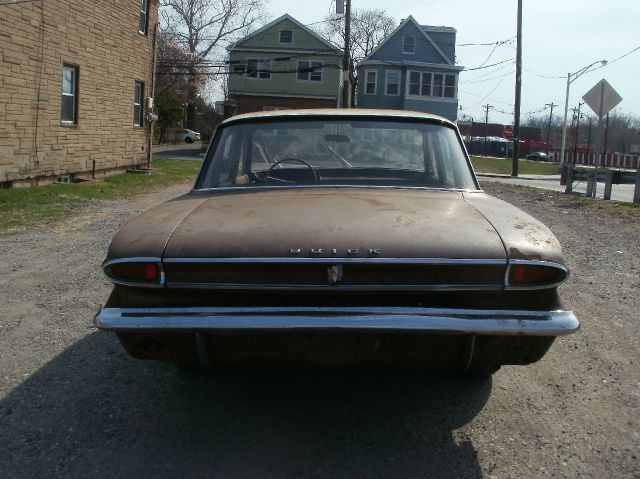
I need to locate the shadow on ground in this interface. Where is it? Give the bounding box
[0,332,491,478]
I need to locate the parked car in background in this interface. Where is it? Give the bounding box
[166,128,201,143]
[526,152,551,162]
[96,109,579,377]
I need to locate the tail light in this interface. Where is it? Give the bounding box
[103,258,164,287]
[506,261,568,289]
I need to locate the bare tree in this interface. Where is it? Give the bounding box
[155,32,207,98]
[160,0,267,127]
[320,8,396,65]
[319,9,395,105]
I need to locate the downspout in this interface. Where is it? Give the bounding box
[146,20,158,169]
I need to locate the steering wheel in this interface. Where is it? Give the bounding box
[265,158,321,183]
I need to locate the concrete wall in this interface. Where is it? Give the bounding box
[0,0,159,185]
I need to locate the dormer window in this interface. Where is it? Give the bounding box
[403,35,416,54]
[279,29,293,44]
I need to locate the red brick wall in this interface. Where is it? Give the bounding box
[233,95,338,115]
[0,0,159,185]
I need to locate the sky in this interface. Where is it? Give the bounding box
[263,0,640,125]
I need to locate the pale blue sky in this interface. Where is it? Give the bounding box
[268,0,640,124]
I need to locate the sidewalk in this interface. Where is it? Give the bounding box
[477,173,636,203]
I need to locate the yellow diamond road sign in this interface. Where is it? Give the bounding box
[582,79,622,119]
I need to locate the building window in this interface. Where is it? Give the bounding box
[139,0,149,35]
[403,36,416,54]
[134,81,144,126]
[407,71,456,98]
[433,73,444,97]
[365,70,377,95]
[297,61,323,81]
[279,29,293,44]
[246,59,271,79]
[61,64,78,124]
[408,71,431,96]
[444,74,456,98]
[385,70,400,95]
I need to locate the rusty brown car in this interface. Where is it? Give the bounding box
[95,110,579,376]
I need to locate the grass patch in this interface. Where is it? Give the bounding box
[0,159,202,231]
[471,156,561,175]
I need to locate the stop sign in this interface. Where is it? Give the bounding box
[503,125,514,138]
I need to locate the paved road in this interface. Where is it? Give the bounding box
[478,173,637,203]
[153,143,206,160]
[0,182,638,478]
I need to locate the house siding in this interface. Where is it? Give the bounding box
[227,15,341,114]
[367,22,450,64]
[238,18,331,52]
[228,52,341,99]
[0,0,159,186]
[355,17,460,121]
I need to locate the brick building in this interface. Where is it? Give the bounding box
[0,0,159,186]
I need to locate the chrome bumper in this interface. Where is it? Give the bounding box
[95,306,579,336]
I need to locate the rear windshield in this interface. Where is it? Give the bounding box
[195,118,477,190]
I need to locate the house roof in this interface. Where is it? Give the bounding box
[227,14,341,54]
[358,15,457,67]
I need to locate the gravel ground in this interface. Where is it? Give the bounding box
[0,181,638,478]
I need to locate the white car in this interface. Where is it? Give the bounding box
[181,129,201,143]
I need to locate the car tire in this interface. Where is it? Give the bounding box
[185,137,194,144]
[174,360,202,372]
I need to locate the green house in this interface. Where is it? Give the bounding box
[227,14,343,114]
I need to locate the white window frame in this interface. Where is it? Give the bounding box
[139,0,149,35]
[403,35,416,54]
[246,58,272,80]
[406,70,458,100]
[407,70,432,97]
[444,74,457,98]
[385,70,401,96]
[432,73,444,97]
[61,64,78,125]
[279,29,293,44]
[364,70,377,95]
[297,60,323,82]
[134,80,144,127]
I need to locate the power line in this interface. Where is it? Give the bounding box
[607,44,640,65]
[460,70,514,85]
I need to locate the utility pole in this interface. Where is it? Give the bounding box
[602,113,610,158]
[572,103,583,162]
[586,116,593,161]
[545,102,557,145]
[341,0,352,108]
[511,0,523,177]
[483,104,492,155]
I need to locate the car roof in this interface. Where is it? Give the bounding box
[222,109,455,128]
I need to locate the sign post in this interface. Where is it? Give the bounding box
[582,79,622,197]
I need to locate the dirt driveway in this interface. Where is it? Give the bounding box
[0,181,638,478]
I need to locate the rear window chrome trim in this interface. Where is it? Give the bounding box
[192,185,481,193]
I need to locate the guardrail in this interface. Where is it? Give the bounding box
[562,164,640,203]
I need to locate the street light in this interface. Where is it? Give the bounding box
[559,59,607,166]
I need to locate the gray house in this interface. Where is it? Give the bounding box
[356,16,463,121]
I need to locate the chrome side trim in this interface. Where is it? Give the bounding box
[162,257,507,265]
[103,257,163,267]
[164,282,503,291]
[95,306,579,337]
[504,260,570,290]
[102,257,166,289]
